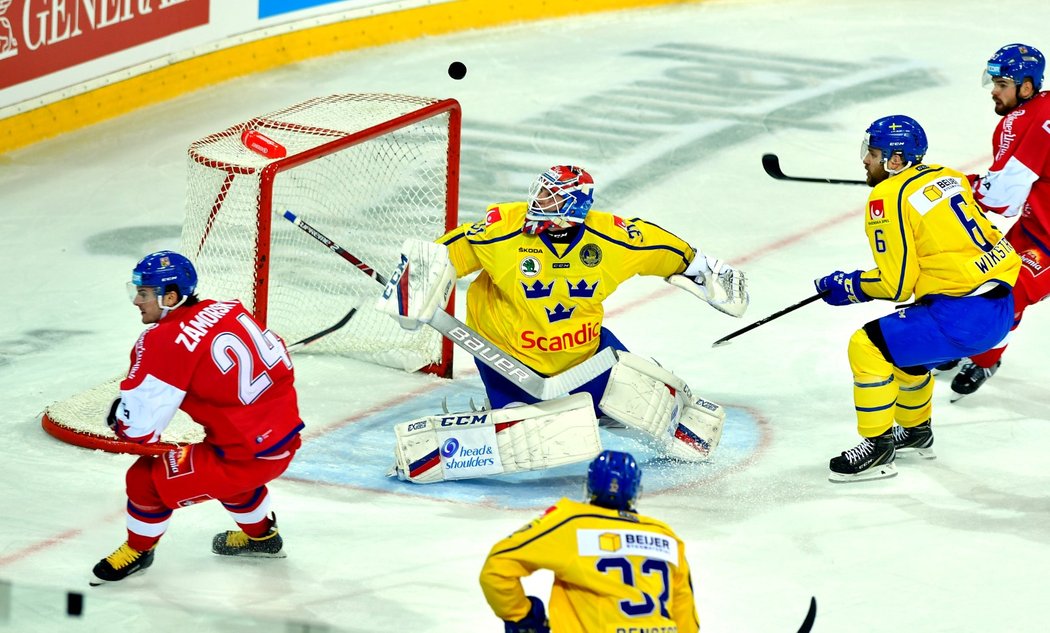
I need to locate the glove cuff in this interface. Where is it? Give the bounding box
[844,270,870,303]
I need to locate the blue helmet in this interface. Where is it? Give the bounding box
[984,43,1044,91]
[586,450,642,511]
[862,115,928,164]
[131,250,198,298]
[526,165,595,225]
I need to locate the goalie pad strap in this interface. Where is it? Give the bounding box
[599,352,725,461]
[376,238,456,331]
[391,393,601,484]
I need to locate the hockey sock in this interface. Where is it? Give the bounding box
[894,370,932,427]
[220,486,273,537]
[848,328,896,437]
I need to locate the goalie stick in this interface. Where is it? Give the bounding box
[283,210,618,400]
[762,153,867,185]
[712,292,826,348]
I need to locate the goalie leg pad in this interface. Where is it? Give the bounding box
[390,393,602,483]
[376,238,456,331]
[598,352,724,461]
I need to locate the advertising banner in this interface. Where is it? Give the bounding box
[0,0,209,90]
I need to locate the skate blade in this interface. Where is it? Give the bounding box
[949,391,970,403]
[828,462,898,483]
[213,550,287,559]
[896,447,936,459]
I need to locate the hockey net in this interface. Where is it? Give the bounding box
[42,94,461,454]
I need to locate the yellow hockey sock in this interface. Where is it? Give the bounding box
[894,369,932,427]
[848,328,896,437]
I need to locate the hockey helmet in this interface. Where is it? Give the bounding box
[861,115,928,165]
[586,450,642,512]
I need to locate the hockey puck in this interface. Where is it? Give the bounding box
[448,61,467,80]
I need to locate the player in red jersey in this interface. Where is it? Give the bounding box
[948,44,1050,400]
[90,251,304,585]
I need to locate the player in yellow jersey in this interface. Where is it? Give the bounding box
[379,166,750,483]
[480,450,699,633]
[816,115,1020,482]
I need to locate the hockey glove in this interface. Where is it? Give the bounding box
[504,596,549,633]
[106,397,121,432]
[666,253,749,318]
[376,238,456,331]
[815,270,869,306]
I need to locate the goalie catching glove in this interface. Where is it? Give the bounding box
[376,238,456,331]
[666,252,749,317]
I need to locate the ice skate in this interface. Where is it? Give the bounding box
[829,431,897,482]
[950,361,1000,402]
[90,542,155,586]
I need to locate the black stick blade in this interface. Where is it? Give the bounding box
[797,596,817,633]
[762,153,788,180]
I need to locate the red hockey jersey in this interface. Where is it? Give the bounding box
[113,300,303,459]
[975,91,1050,251]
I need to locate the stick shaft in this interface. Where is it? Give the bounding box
[762,154,866,185]
[712,293,824,347]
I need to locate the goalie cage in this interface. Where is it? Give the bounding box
[42,94,461,455]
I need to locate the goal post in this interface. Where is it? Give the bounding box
[42,94,461,454]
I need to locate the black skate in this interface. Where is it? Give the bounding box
[950,361,1000,402]
[892,421,935,459]
[90,542,155,586]
[933,359,960,374]
[829,431,896,482]
[212,526,285,558]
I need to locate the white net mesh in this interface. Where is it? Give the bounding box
[184,93,456,372]
[43,94,458,451]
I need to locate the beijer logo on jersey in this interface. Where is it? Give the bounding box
[520,321,601,351]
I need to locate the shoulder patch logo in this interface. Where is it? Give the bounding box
[486,208,502,225]
[580,244,602,267]
[868,200,885,220]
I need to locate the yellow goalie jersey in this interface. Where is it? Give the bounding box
[858,163,1020,301]
[480,498,699,633]
[439,202,694,375]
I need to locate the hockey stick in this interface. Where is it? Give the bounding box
[762,153,867,185]
[711,292,826,348]
[797,596,817,633]
[286,306,358,353]
[283,210,618,399]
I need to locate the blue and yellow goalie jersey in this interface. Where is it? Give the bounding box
[480,498,699,633]
[858,163,1020,301]
[439,203,694,375]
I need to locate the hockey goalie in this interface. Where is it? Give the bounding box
[376,165,748,483]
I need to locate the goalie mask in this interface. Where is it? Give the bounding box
[523,165,595,235]
[586,450,642,512]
